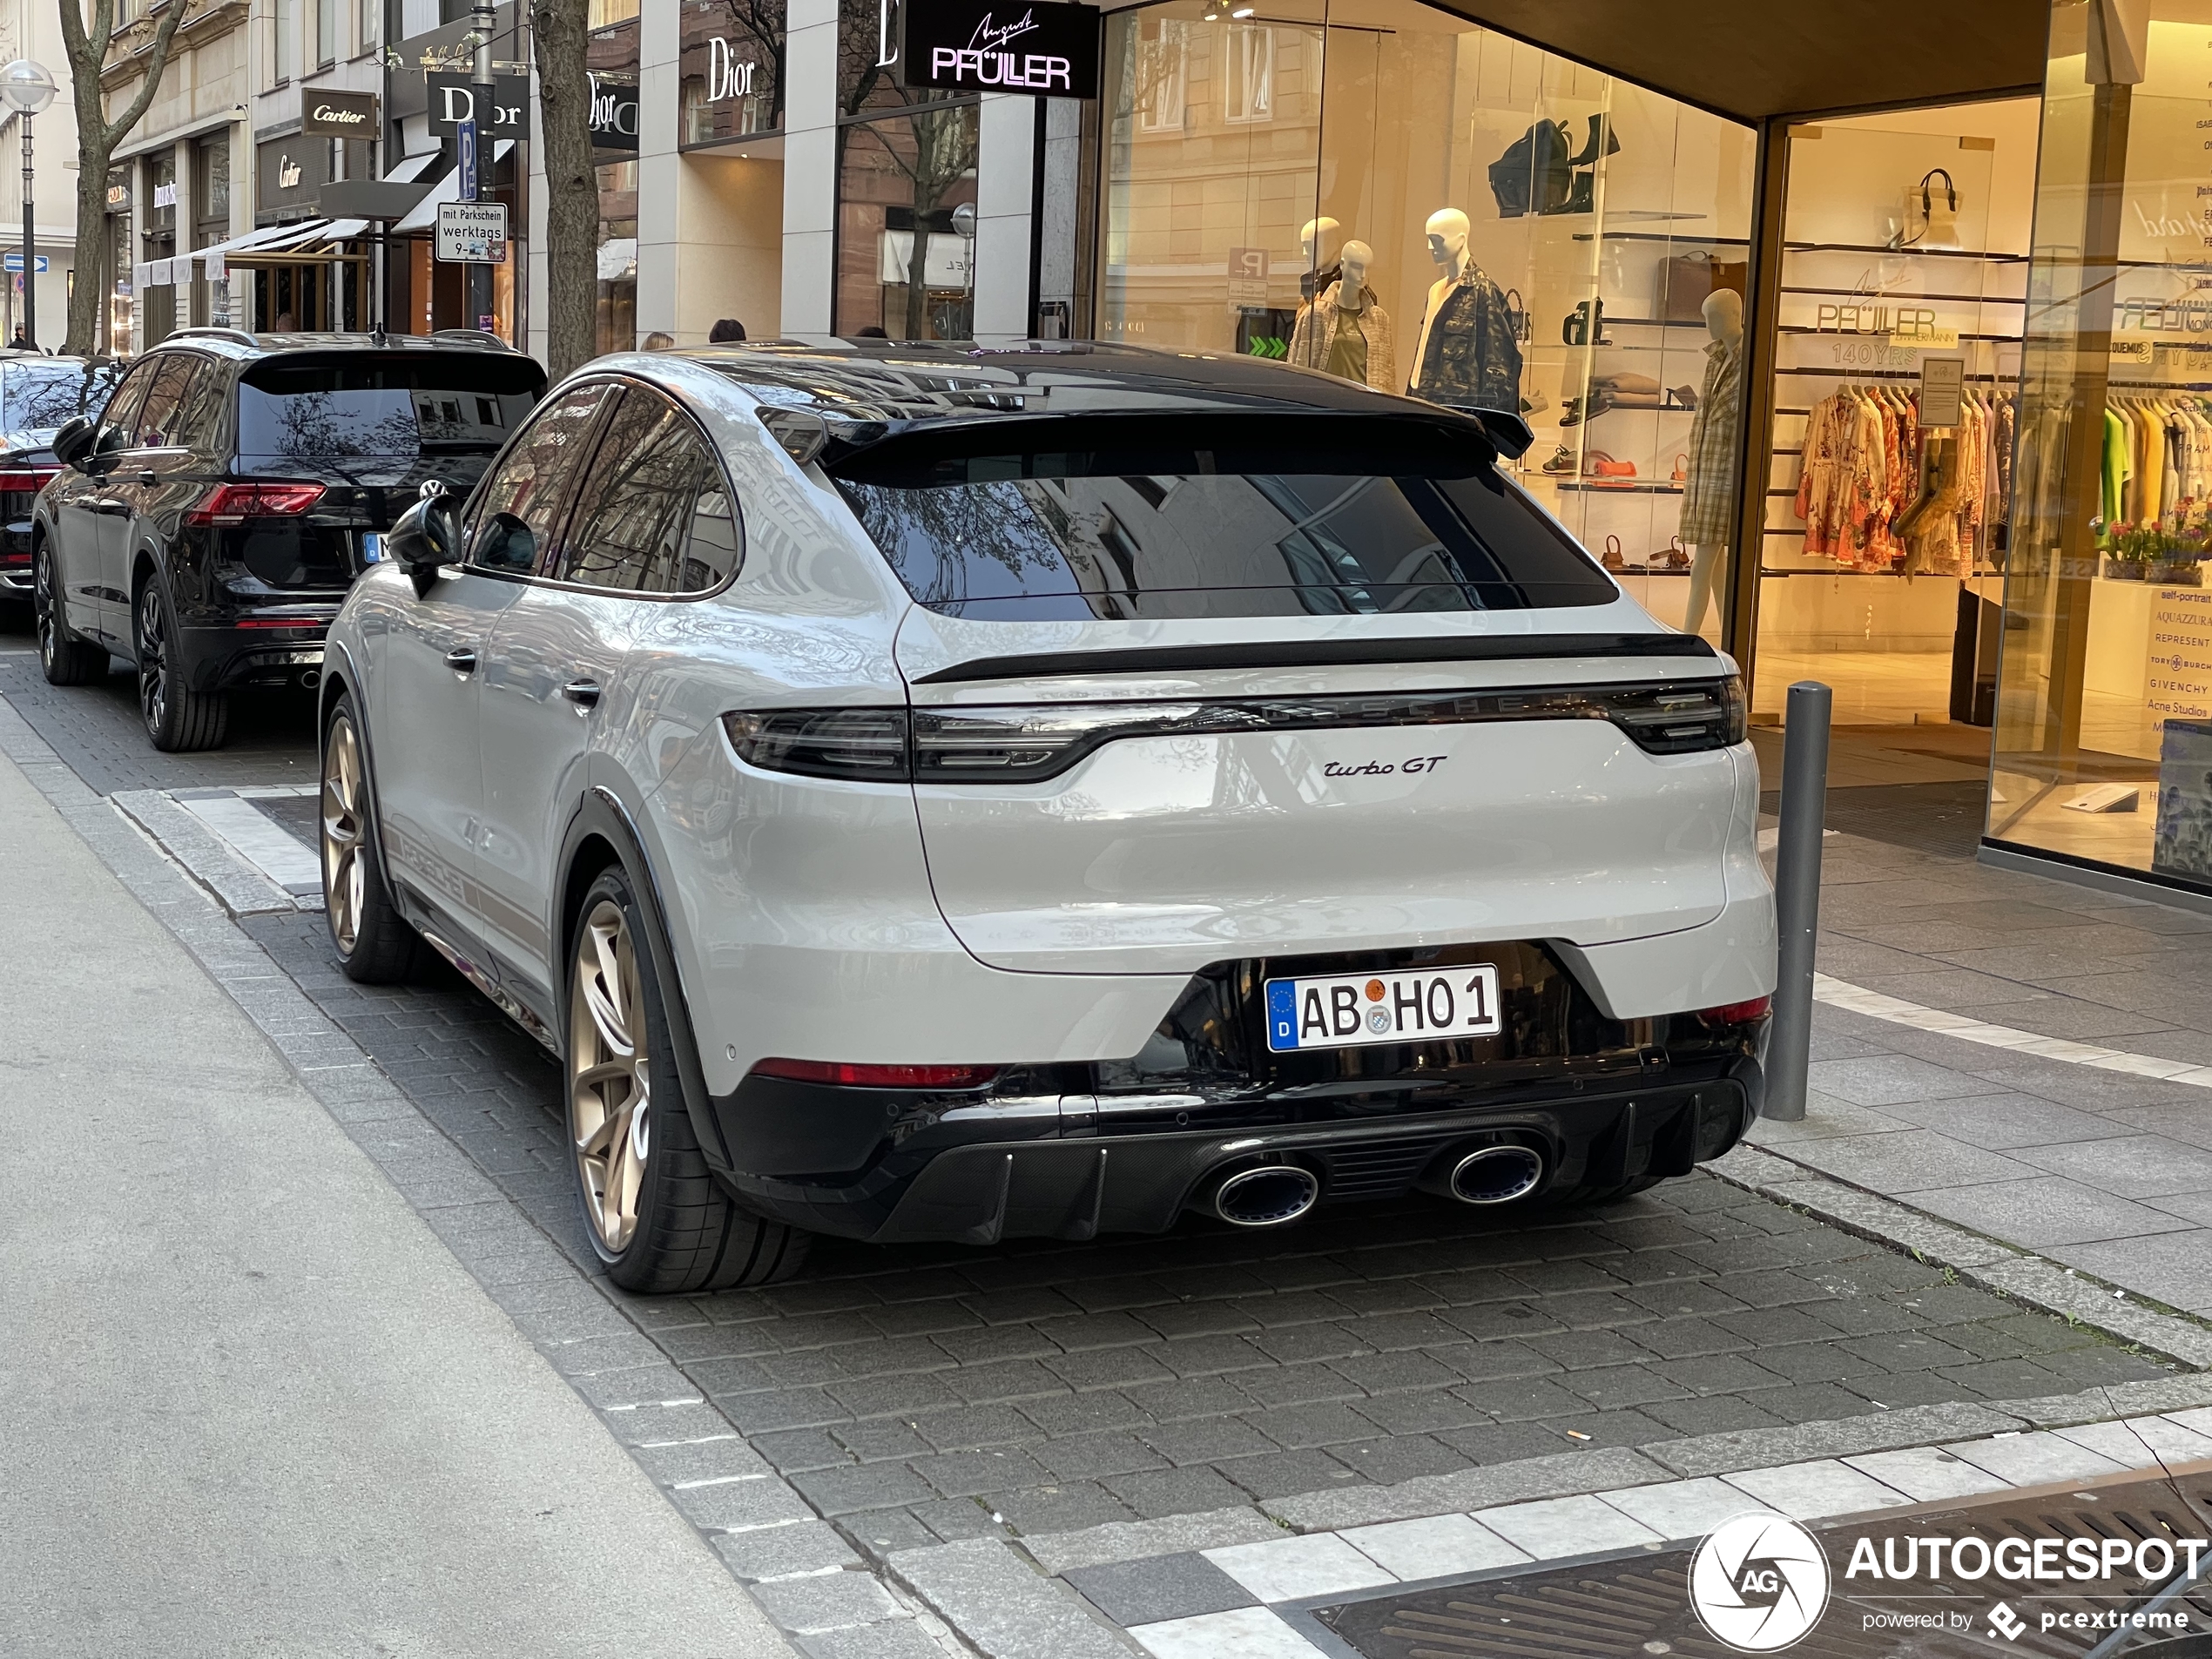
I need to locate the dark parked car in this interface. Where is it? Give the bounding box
[33,328,547,751]
[0,354,126,600]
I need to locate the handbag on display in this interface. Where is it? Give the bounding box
[1583,451,1637,487]
[1503,287,1530,343]
[1892,169,1963,251]
[1671,453,1689,483]
[1658,252,1747,322]
[1562,299,1609,346]
[1602,534,1626,572]
[1487,122,1574,218]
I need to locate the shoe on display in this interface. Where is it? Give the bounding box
[1541,443,1576,474]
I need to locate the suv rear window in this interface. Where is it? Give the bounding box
[833,431,1616,617]
[236,354,544,470]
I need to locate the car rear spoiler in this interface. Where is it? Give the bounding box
[759,407,1510,480]
[908,631,1720,686]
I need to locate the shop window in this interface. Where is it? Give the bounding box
[1099,0,1753,640]
[590,0,640,25]
[835,105,979,341]
[1986,3,2212,893]
[1224,25,1273,125]
[1136,17,1188,133]
[596,158,640,354]
[192,135,232,328]
[679,0,785,144]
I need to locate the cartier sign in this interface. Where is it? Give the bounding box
[301,89,379,137]
[900,0,1099,97]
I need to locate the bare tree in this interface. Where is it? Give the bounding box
[888,107,976,341]
[531,0,597,378]
[60,0,190,354]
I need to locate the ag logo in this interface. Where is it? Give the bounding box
[1689,1514,1831,1652]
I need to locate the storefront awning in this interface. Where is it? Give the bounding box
[1453,0,2048,122]
[394,141,516,233]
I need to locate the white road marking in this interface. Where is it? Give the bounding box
[1815,972,2212,1087]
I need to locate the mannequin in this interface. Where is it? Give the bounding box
[1298,217,1342,302]
[1287,239,1395,391]
[1679,287,1743,635]
[1407,208,1521,409]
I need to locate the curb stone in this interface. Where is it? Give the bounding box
[1710,1143,2212,1368]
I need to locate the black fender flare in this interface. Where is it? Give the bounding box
[556,786,735,1176]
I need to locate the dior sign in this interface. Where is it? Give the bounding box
[589,72,640,150]
[705,37,756,99]
[900,0,1098,97]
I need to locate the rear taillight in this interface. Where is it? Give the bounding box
[750,1058,1001,1089]
[1698,995,1771,1024]
[721,677,1748,786]
[0,467,57,493]
[185,482,327,526]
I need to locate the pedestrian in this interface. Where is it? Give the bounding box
[272,311,294,333]
[640,330,675,351]
[8,326,27,350]
[707,318,745,343]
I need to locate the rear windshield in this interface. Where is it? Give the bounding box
[835,456,1616,617]
[4,359,125,435]
[237,356,544,466]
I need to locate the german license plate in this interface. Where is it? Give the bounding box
[362,532,383,563]
[1264,966,1503,1053]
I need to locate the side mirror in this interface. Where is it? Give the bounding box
[385,487,462,597]
[51,416,92,470]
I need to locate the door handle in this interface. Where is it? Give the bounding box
[134,470,157,487]
[561,678,602,710]
[443,646,478,674]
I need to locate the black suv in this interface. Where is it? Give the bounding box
[33,329,547,750]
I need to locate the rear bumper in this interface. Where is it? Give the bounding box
[179,624,332,691]
[713,1053,1764,1244]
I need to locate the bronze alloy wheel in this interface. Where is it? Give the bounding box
[320,711,368,954]
[570,898,651,1252]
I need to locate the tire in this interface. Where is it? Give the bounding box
[320,693,424,984]
[34,539,106,686]
[566,865,810,1292]
[134,575,228,752]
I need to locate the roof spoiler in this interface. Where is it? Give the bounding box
[1415,400,1534,460]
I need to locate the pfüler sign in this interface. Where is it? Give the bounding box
[899,0,1100,98]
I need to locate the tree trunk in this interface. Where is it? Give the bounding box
[66,141,109,354]
[532,0,600,378]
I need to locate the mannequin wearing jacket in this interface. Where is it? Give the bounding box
[1408,208,1521,408]
[1289,240,1395,392]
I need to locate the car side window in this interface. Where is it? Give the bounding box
[131,356,199,448]
[171,358,228,453]
[558,386,732,595]
[466,382,610,576]
[98,360,158,450]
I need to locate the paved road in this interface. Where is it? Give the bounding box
[0,737,794,1657]
[0,628,2171,1567]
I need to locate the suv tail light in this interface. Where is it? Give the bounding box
[1697,996,1771,1024]
[751,1058,1001,1089]
[722,678,1749,786]
[186,482,327,526]
[0,466,58,494]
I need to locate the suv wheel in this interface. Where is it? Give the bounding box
[320,693,423,983]
[567,866,810,1292]
[135,576,228,752]
[34,542,106,685]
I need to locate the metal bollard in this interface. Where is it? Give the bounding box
[1764,680,1831,1123]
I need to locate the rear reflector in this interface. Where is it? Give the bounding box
[751,1058,1001,1089]
[234,617,331,630]
[1698,995,1771,1024]
[186,482,327,526]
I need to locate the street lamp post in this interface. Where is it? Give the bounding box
[0,60,57,350]
[470,1,496,335]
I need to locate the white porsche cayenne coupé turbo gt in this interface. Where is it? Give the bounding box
[317,341,1775,1292]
